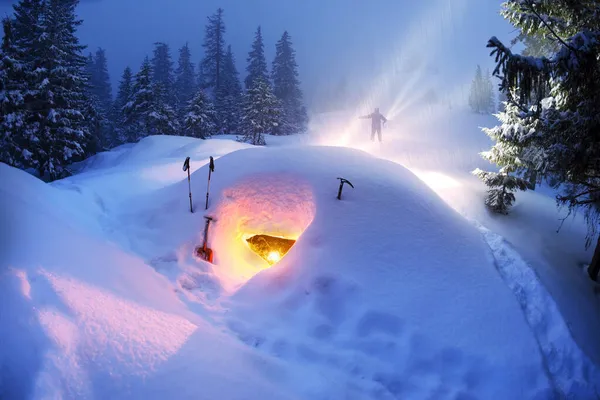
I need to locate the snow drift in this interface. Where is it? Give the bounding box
[1,135,598,399]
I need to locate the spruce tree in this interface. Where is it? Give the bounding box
[245,26,269,90]
[3,0,46,172]
[92,48,112,112]
[183,89,217,139]
[271,31,308,135]
[113,66,133,144]
[152,42,175,106]
[200,8,226,94]
[484,69,495,113]
[150,82,179,136]
[124,57,154,141]
[468,65,484,113]
[83,53,103,154]
[34,0,91,179]
[239,77,281,146]
[477,0,600,280]
[0,18,26,168]
[174,43,197,116]
[125,57,179,139]
[216,45,242,134]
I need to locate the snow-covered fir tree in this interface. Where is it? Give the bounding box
[84,49,114,149]
[83,53,103,154]
[200,8,226,94]
[216,45,242,134]
[91,48,112,113]
[473,98,531,213]
[151,42,176,107]
[150,81,179,136]
[33,0,92,179]
[476,0,600,280]
[271,31,308,135]
[125,57,179,140]
[239,77,281,146]
[174,43,197,116]
[245,26,269,90]
[0,17,26,168]
[183,89,217,139]
[112,66,133,144]
[468,65,494,114]
[124,57,155,141]
[1,0,45,171]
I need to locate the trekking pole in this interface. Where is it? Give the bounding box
[183,157,193,213]
[205,156,215,210]
[336,177,354,200]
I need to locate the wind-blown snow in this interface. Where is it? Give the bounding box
[1,120,599,399]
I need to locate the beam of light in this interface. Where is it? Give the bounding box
[410,170,462,190]
[315,0,470,151]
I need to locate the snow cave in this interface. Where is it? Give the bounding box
[207,173,316,280]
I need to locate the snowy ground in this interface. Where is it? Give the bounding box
[1,107,600,399]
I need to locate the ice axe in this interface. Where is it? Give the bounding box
[336,177,354,200]
[183,157,193,213]
[196,216,215,263]
[205,156,215,210]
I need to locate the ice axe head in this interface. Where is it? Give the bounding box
[336,177,354,200]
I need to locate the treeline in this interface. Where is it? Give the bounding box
[0,1,308,180]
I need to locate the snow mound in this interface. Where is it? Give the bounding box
[2,134,598,399]
[151,145,556,398]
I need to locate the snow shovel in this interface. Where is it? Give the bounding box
[205,156,215,210]
[196,216,215,263]
[183,157,193,213]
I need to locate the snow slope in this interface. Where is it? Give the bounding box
[1,133,599,399]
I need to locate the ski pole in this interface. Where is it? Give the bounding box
[183,157,193,213]
[205,156,215,210]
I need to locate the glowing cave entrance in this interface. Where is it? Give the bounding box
[245,235,297,265]
[208,173,316,283]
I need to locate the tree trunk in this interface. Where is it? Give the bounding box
[588,236,600,281]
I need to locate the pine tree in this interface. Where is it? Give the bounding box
[216,45,242,134]
[174,43,197,116]
[112,66,133,144]
[0,17,26,168]
[239,77,281,146]
[200,8,226,94]
[152,42,175,106]
[245,26,269,90]
[183,89,217,139]
[469,65,484,113]
[84,49,114,149]
[150,82,179,136]
[125,57,179,139]
[478,1,600,280]
[124,57,154,141]
[473,100,530,213]
[2,0,46,171]
[91,48,112,112]
[83,53,103,154]
[33,0,91,179]
[484,69,495,113]
[271,31,308,135]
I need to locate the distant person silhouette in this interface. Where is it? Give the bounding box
[359,108,388,142]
